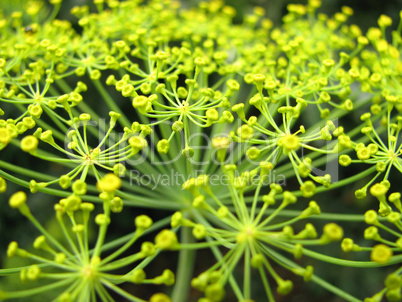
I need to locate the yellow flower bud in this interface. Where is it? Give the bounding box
[206,108,219,122]
[357,147,370,160]
[96,173,122,192]
[72,179,87,195]
[226,79,240,91]
[156,269,175,286]
[322,223,343,241]
[135,215,153,231]
[64,195,82,212]
[236,124,254,141]
[378,14,392,27]
[364,210,378,225]
[155,229,178,250]
[0,127,12,145]
[140,242,156,257]
[364,226,380,240]
[21,135,38,153]
[157,139,170,154]
[9,191,27,209]
[28,104,43,118]
[232,103,245,120]
[251,254,264,268]
[130,269,146,284]
[278,135,300,153]
[246,147,260,160]
[205,283,225,301]
[72,225,84,233]
[95,214,110,226]
[370,183,388,198]
[277,279,293,295]
[7,241,18,258]
[0,176,6,193]
[341,238,354,252]
[300,181,316,198]
[194,57,206,66]
[182,146,194,158]
[149,293,172,302]
[90,69,101,80]
[371,244,393,264]
[192,224,207,240]
[27,265,41,281]
[40,130,55,144]
[55,253,66,264]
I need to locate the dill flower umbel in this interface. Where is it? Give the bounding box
[0,0,402,301]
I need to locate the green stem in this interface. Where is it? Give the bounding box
[92,79,131,128]
[171,227,196,302]
[101,278,147,302]
[2,277,74,299]
[267,248,362,302]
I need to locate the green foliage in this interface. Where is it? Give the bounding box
[0,0,402,301]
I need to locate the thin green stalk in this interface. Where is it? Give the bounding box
[171,227,196,302]
[267,247,362,302]
[2,278,75,299]
[92,79,131,128]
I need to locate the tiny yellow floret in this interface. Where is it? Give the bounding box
[9,191,27,209]
[21,135,39,153]
[371,244,393,264]
[96,173,122,192]
[149,293,172,302]
[278,135,300,152]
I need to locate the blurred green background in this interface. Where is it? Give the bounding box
[1,0,402,31]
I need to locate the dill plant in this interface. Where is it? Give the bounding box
[0,0,401,301]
